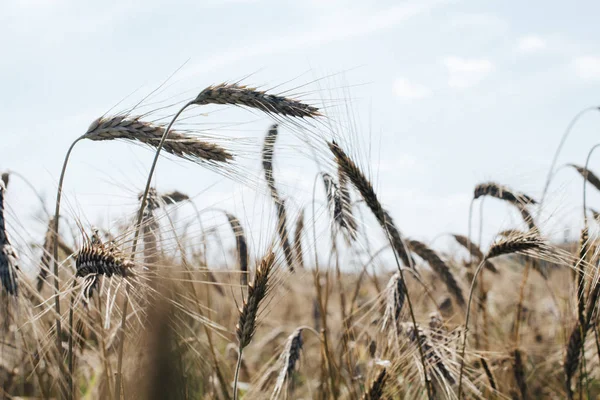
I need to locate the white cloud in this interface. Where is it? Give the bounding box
[443,56,493,89]
[393,78,431,99]
[181,0,447,78]
[448,13,508,33]
[574,56,600,80]
[517,35,546,53]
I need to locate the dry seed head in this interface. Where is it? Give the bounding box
[361,368,387,400]
[75,243,133,279]
[452,234,498,273]
[337,165,358,240]
[474,182,537,205]
[382,272,405,332]
[569,164,600,192]
[161,191,190,205]
[485,233,545,261]
[513,348,527,400]
[84,116,234,163]
[193,83,321,119]
[329,141,412,268]
[261,125,295,272]
[401,323,455,384]
[37,217,56,292]
[236,252,275,349]
[272,328,304,398]
[226,213,249,286]
[408,239,465,307]
[293,209,305,269]
[322,172,356,240]
[565,323,583,400]
[0,181,18,296]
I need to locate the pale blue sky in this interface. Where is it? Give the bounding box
[2,0,600,266]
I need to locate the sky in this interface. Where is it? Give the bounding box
[2,0,600,269]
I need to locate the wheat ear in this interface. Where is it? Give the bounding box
[408,239,465,307]
[234,253,275,399]
[193,83,321,118]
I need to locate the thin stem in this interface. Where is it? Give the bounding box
[52,135,84,400]
[583,143,600,225]
[68,280,77,400]
[382,223,432,400]
[113,100,194,399]
[541,106,599,208]
[311,172,338,399]
[233,348,243,400]
[458,259,487,399]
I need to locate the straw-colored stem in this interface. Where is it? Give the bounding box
[458,259,487,399]
[541,106,599,208]
[383,225,432,400]
[52,135,84,400]
[114,100,194,399]
[233,348,243,400]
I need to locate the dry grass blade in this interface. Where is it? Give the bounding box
[569,164,600,192]
[480,357,497,391]
[236,252,275,349]
[474,182,537,205]
[0,181,18,296]
[408,239,465,307]
[328,141,411,268]
[361,368,387,400]
[193,83,321,119]
[452,234,498,273]
[1,173,8,188]
[513,348,527,400]
[226,213,249,287]
[84,116,234,163]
